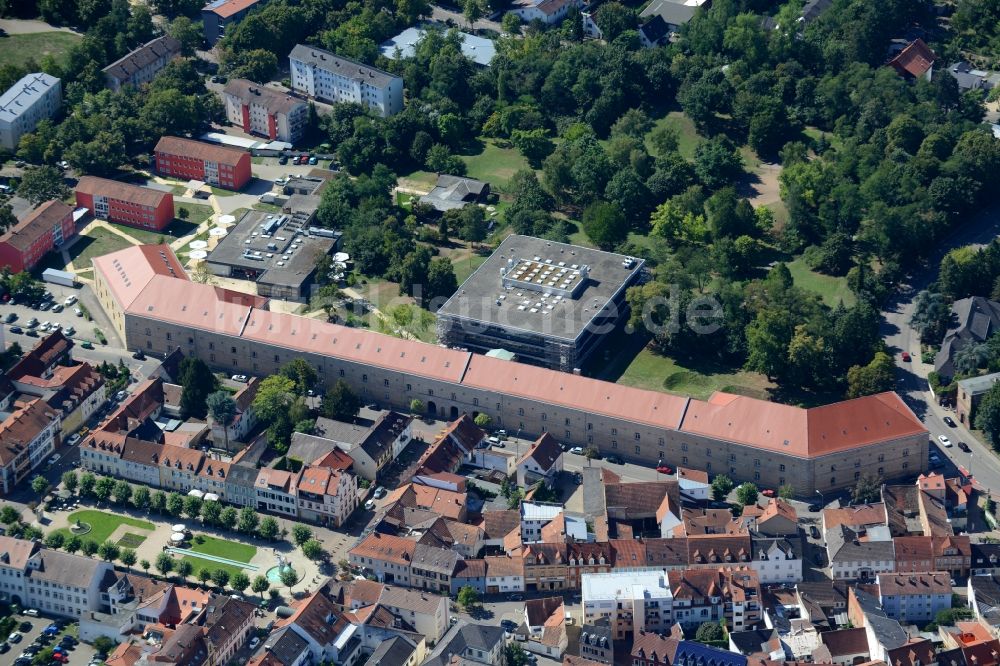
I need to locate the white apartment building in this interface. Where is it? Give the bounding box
[750,537,803,584]
[582,571,673,637]
[0,537,113,618]
[289,44,403,117]
[0,73,61,150]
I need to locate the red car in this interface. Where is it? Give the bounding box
[52,654,69,663]
[656,465,673,475]
[761,489,775,497]
[901,351,911,362]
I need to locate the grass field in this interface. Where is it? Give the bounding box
[181,556,247,578]
[108,219,200,246]
[116,532,147,548]
[786,258,856,307]
[189,534,256,563]
[617,346,773,400]
[53,510,154,545]
[70,228,134,269]
[0,32,80,69]
[176,203,215,226]
[645,112,704,160]
[460,139,532,189]
[398,170,439,192]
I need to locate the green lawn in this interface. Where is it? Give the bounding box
[189,534,256,563]
[116,532,147,548]
[108,223,168,246]
[69,229,134,269]
[460,139,532,189]
[786,258,856,307]
[0,32,81,69]
[52,510,154,545]
[645,112,704,160]
[176,202,215,226]
[181,556,247,579]
[452,253,487,285]
[617,346,773,401]
[209,186,238,197]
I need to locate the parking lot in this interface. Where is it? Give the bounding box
[0,281,119,350]
[2,612,100,666]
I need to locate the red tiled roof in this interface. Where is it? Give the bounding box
[155,136,246,167]
[77,176,171,208]
[889,39,936,79]
[204,0,266,18]
[0,200,72,252]
[0,399,58,465]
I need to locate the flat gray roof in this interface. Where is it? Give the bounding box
[0,73,59,122]
[436,234,645,341]
[205,209,335,290]
[380,24,496,67]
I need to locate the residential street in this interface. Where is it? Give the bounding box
[883,207,1000,498]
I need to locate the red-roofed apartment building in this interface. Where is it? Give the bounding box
[0,399,61,493]
[202,0,270,46]
[0,200,75,273]
[297,464,358,527]
[154,136,251,191]
[76,176,174,231]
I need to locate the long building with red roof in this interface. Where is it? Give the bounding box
[153,136,251,190]
[96,243,928,494]
[75,176,174,231]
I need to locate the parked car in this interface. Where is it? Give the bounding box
[63,295,76,306]
[574,471,582,485]
[25,330,37,337]
[131,350,145,360]
[0,642,8,653]
[26,318,38,328]
[373,486,386,499]
[509,593,524,601]
[249,637,261,650]
[944,416,956,427]
[8,632,22,642]
[809,525,821,539]
[23,609,38,617]
[51,303,63,313]
[808,503,821,512]
[38,301,51,311]
[656,465,672,474]
[278,156,288,165]
[232,374,248,383]
[500,620,518,632]
[938,435,953,448]
[569,446,583,455]
[308,156,318,165]
[958,441,971,452]
[761,489,775,497]
[115,390,128,402]
[66,433,81,446]
[9,326,21,334]
[80,341,93,349]
[364,500,375,511]
[901,351,911,362]
[606,455,623,464]
[64,326,75,336]
[47,454,60,466]
[73,308,83,317]
[4,312,16,323]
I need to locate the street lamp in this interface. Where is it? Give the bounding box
[815,489,825,509]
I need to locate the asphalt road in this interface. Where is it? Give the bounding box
[882,207,1000,500]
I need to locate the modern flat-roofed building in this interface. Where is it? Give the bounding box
[582,570,673,638]
[102,35,182,92]
[436,234,645,371]
[202,0,271,46]
[0,200,75,273]
[222,79,308,143]
[0,73,61,150]
[76,176,175,231]
[203,209,337,302]
[154,135,251,190]
[289,44,403,117]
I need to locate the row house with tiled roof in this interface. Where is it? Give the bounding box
[0,398,61,494]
